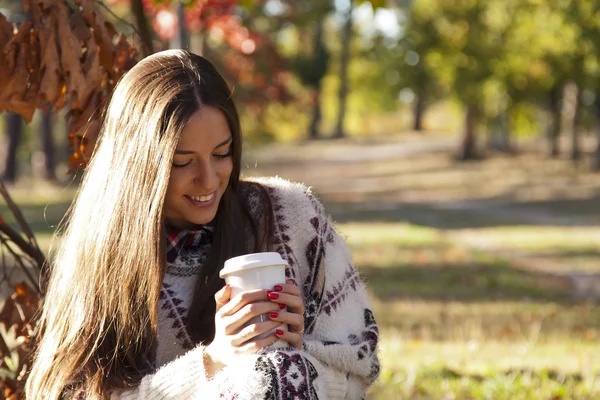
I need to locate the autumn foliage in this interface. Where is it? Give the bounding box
[0,0,139,170]
[0,1,140,397]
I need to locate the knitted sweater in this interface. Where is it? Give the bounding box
[112,177,380,400]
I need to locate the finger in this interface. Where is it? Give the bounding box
[267,291,304,314]
[272,283,301,297]
[237,333,279,354]
[214,284,231,312]
[286,278,296,286]
[275,329,303,350]
[219,289,270,317]
[267,310,304,333]
[231,320,281,347]
[224,301,281,334]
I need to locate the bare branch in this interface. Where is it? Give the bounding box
[0,236,39,293]
[0,182,40,250]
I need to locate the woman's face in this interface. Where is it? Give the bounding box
[164,106,234,229]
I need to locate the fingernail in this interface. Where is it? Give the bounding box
[279,304,286,310]
[287,279,295,285]
[268,292,279,300]
[274,285,283,291]
[269,312,279,319]
[276,329,284,336]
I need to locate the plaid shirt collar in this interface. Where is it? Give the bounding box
[165,221,214,263]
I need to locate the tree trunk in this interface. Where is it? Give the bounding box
[488,112,512,153]
[571,85,582,162]
[40,111,56,181]
[458,105,478,160]
[546,84,562,158]
[413,92,425,131]
[2,112,22,183]
[309,90,322,140]
[130,0,154,55]
[171,1,189,50]
[592,96,600,170]
[308,20,326,140]
[333,3,353,139]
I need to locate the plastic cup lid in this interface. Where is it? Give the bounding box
[220,252,287,278]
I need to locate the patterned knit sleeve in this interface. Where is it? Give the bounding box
[253,185,381,400]
[109,345,271,400]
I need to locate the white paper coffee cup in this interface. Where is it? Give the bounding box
[220,252,289,346]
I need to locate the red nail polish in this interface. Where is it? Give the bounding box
[274,285,283,291]
[276,329,284,336]
[279,304,286,310]
[269,312,279,319]
[268,292,279,300]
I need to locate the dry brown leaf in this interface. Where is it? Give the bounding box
[12,282,39,322]
[1,0,139,171]
[56,1,87,110]
[37,8,62,109]
[82,34,102,99]
[0,297,16,327]
[69,89,101,135]
[3,100,36,122]
[0,21,32,102]
[3,21,30,71]
[0,13,14,89]
[21,27,41,122]
[79,0,116,74]
[69,10,90,42]
[113,33,137,73]
[52,79,69,111]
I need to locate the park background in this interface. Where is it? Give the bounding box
[1,0,600,399]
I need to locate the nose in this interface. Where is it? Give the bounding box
[193,159,218,190]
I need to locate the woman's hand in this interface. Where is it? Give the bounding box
[266,279,305,349]
[204,285,281,377]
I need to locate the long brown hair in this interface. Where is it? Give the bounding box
[26,50,273,399]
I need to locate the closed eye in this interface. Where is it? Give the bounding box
[172,160,192,168]
[213,149,233,159]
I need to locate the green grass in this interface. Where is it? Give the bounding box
[335,222,600,400]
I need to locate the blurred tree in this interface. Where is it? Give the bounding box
[562,0,600,168]
[399,1,444,132]
[333,0,353,139]
[2,112,23,183]
[38,111,56,181]
[287,1,332,139]
[131,0,155,54]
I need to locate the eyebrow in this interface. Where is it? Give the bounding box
[175,136,232,155]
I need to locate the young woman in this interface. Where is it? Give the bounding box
[26,50,380,400]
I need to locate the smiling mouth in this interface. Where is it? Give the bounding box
[188,193,215,202]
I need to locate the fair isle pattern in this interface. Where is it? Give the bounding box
[301,215,330,335]
[267,185,299,283]
[159,283,194,350]
[165,245,210,277]
[258,350,319,400]
[321,264,361,316]
[351,309,380,380]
